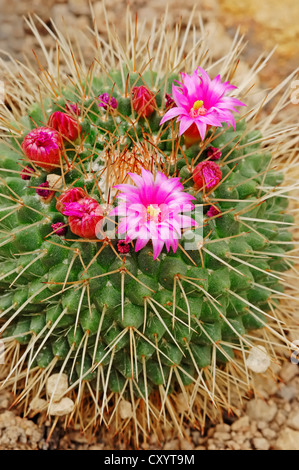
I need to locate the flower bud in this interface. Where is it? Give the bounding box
[48,111,81,141]
[132,86,156,118]
[62,197,104,238]
[21,127,62,171]
[193,161,222,191]
[56,186,88,214]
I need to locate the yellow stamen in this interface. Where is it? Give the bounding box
[146,205,161,219]
[193,100,204,110]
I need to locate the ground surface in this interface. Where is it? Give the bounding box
[0,0,299,451]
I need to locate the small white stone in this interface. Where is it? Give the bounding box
[48,397,75,417]
[287,410,299,431]
[275,428,299,450]
[247,399,277,423]
[176,393,189,413]
[231,416,250,432]
[245,346,271,373]
[46,173,63,190]
[119,400,132,420]
[29,397,47,412]
[253,437,270,450]
[46,373,68,402]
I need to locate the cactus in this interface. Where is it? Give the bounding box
[0,8,298,446]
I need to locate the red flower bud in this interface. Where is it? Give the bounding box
[21,127,62,171]
[51,222,67,236]
[56,187,88,214]
[207,146,222,161]
[48,111,81,141]
[207,205,222,218]
[62,197,104,238]
[193,161,222,191]
[132,86,156,118]
[20,166,34,180]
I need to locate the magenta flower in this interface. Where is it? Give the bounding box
[110,168,197,259]
[98,93,118,110]
[160,67,245,141]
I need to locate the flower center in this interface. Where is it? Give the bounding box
[146,204,161,223]
[189,100,207,118]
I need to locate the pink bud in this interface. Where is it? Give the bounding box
[56,187,88,214]
[117,241,130,254]
[165,93,175,109]
[51,222,67,236]
[98,93,118,110]
[207,205,222,218]
[22,127,62,171]
[21,166,34,180]
[48,111,81,141]
[62,197,104,238]
[65,101,80,115]
[207,146,222,161]
[36,181,52,198]
[132,86,156,118]
[193,161,222,191]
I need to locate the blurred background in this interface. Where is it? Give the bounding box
[0,0,298,89]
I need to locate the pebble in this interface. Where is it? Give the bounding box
[280,362,299,382]
[163,439,179,450]
[215,423,231,433]
[48,397,75,416]
[261,428,276,439]
[231,416,250,431]
[179,438,194,450]
[287,410,299,431]
[46,373,69,402]
[253,437,270,450]
[213,432,231,441]
[277,385,298,401]
[119,400,132,420]
[246,399,277,423]
[275,428,299,450]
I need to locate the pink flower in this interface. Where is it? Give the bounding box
[193,161,222,191]
[56,187,88,214]
[62,197,104,238]
[110,168,197,259]
[51,222,67,236]
[22,127,62,171]
[160,67,245,141]
[132,86,156,118]
[20,166,34,180]
[98,93,118,110]
[48,111,81,141]
[207,205,221,218]
[207,146,222,161]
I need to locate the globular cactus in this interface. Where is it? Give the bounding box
[0,8,298,447]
